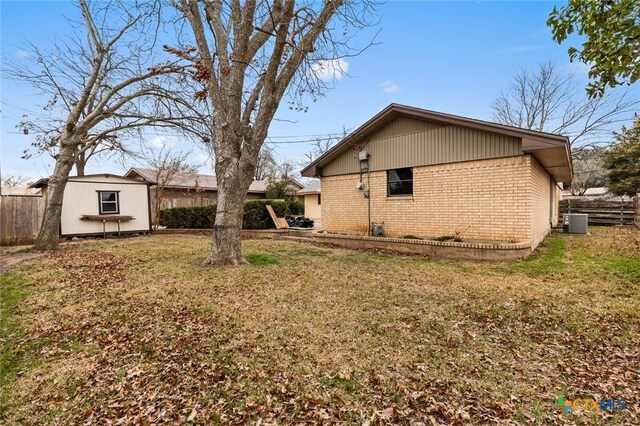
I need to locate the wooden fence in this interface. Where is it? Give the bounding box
[0,195,46,246]
[559,198,636,226]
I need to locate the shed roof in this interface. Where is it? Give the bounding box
[29,174,153,188]
[301,104,573,182]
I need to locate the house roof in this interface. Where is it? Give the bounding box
[298,180,320,195]
[1,184,42,196]
[297,180,321,195]
[125,168,304,193]
[29,174,153,189]
[301,103,573,182]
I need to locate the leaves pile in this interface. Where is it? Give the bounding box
[1,228,639,424]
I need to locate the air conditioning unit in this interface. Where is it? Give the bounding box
[563,214,588,234]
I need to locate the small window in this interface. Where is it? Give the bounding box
[387,168,413,196]
[98,191,119,214]
[317,193,321,205]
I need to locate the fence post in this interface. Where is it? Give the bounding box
[635,194,640,228]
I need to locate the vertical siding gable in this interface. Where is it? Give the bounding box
[322,117,523,176]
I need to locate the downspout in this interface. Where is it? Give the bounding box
[549,176,555,227]
[367,169,371,236]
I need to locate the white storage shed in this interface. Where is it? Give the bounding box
[31,174,152,238]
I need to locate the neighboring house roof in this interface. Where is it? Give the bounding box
[29,174,154,189]
[300,103,573,182]
[297,180,321,195]
[125,168,304,193]
[1,184,42,196]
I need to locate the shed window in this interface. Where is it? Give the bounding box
[98,191,119,214]
[387,168,413,196]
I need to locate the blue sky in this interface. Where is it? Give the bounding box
[1,1,638,181]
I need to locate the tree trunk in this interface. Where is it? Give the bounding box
[34,141,77,251]
[202,158,254,266]
[153,187,162,229]
[75,152,86,176]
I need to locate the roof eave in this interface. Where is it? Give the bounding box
[300,103,569,176]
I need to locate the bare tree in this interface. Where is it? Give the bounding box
[304,128,348,163]
[74,137,124,176]
[174,0,377,265]
[570,148,606,196]
[141,144,198,228]
[275,159,298,179]
[491,61,639,154]
[19,118,130,177]
[254,145,278,180]
[1,174,28,187]
[8,0,190,250]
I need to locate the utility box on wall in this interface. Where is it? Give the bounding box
[563,214,588,234]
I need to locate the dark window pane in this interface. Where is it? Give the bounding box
[101,202,117,212]
[388,180,413,196]
[387,168,413,196]
[101,192,116,202]
[389,168,412,182]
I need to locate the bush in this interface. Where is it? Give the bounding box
[159,205,216,229]
[159,199,302,229]
[285,198,304,215]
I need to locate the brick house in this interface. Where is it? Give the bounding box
[301,104,572,249]
[125,168,303,220]
[297,180,321,221]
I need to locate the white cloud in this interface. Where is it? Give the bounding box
[380,80,400,94]
[311,58,349,82]
[148,135,178,149]
[15,50,30,58]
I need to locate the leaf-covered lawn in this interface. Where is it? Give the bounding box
[1,227,639,424]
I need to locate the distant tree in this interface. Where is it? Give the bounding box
[9,0,188,251]
[602,116,640,196]
[254,146,278,180]
[141,144,198,228]
[492,61,638,194]
[548,0,640,97]
[265,177,298,199]
[1,174,28,187]
[492,62,638,154]
[570,148,606,195]
[304,128,349,163]
[275,159,298,179]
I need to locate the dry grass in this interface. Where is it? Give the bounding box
[1,227,639,425]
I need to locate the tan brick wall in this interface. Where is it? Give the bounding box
[304,194,322,220]
[322,156,536,242]
[322,174,370,234]
[321,155,558,247]
[530,157,552,248]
